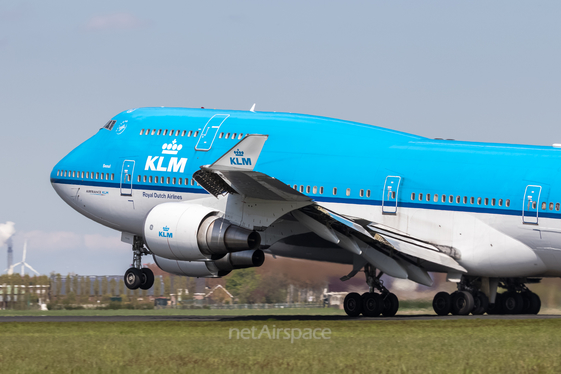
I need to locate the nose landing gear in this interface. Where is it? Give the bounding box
[124,236,154,290]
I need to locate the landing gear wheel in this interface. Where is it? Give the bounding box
[344,292,362,317]
[528,292,541,315]
[451,291,474,315]
[381,293,399,317]
[520,292,533,314]
[139,268,155,290]
[124,267,142,290]
[362,293,383,317]
[433,292,451,316]
[487,293,503,315]
[472,292,489,315]
[502,292,523,314]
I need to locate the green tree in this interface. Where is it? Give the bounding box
[101,277,108,296]
[65,274,72,295]
[109,278,117,297]
[153,276,161,297]
[225,268,261,304]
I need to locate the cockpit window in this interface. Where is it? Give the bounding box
[103,120,116,130]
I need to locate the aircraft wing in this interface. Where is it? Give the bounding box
[194,134,465,286]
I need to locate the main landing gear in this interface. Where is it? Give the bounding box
[343,264,400,317]
[432,276,541,316]
[124,236,155,290]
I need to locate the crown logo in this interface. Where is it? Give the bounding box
[162,139,183,155]
[234,149,244,157]
[163,226,170,232]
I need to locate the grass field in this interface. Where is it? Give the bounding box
[1,318,560,373]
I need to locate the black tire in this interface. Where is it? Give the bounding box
[140,268,155,290]
[344,292,362,317]
[502,292,523,314]
[362,293,383,317]
[472,292,489,315]
[124,267,142,290]
[520,292,533,314]
[432,292,451,316]
[382,293,399,317]
[451,291,474,315]
[528,292,541,315]
[487,293,503,315]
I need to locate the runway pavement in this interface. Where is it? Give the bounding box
[0,314,560,323]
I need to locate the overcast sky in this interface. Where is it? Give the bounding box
[1,1,560,275]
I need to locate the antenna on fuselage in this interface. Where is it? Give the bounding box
[250,103,256,112]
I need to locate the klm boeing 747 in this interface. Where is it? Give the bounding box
[51,107,561,316]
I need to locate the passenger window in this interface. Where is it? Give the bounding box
[238,134,243,139]
[306,186,310,193]
[484,198,488,205]
[81,172,84,178]
[140,129,144,135]
[155,176,159,184]
[491,198,495,206]
[167,177,170,184]
[72,171,75,178]
[333,187,337,195]
[163,130,168,136]
[145,129,150,135]
[137,175,141,182]
[419,193,423,201]
[449,195,453,203]
[95,173,99,179]
[86,172,89,179]
[188,131,192,137]
[426,194,430,201]
[313,186,317,194]
[181,130,186,136]
[441,195,446,203]
[194,131,199,137]
[542,202,547,210]
[556,203,560,211]
[111,174,114,180]
[226,133,230,139]
[456,196,460,204]
[149,176,152,183]
[219,133,224,139]
[151,129,156,135]
[106,173,109,180]
[550,203,554,210]
[320,187,324,194]
[299,185,304,193]
[366,190,371,198]
[463,196,467,204]
[126,175,130,182]
[184,178,188,185]
[191,179,195,186]
[470,197,474,204]
[346,188,351,196]
[434,194,438,202]
[411,193,415,200]
[477,197,481,205]
[293,185,297,190]
[56,170,60,177]
[176,130,180,136]
[143,176,147,183]
[532,201,537,209]
[157,129,162,135]
[499,199,503,206]
[360,189,364,197]
[232,133,237,139]
[506,199,510,207]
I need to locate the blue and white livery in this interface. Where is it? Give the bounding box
[51,107,561,316]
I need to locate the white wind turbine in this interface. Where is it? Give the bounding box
[7,240,39,276]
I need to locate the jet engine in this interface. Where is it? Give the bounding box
[144,202,261,261]
[153,249,266,278]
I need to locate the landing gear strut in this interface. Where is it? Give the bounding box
[124,236,154,290]
[343,264,400,317]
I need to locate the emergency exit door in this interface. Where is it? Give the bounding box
[523,185,541,224]
[382,176,401,214]
[120,160,135,196]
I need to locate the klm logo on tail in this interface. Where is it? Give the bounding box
[230,149,252,166]
[159,226,173,238]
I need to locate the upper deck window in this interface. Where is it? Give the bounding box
[103,120,116,131]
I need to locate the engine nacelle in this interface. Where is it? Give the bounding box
[152,249,265,278]
[144,202,261,261]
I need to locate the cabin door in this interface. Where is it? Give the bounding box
[195,114,230,151]
[523,185,541,224]
[382,176,401,214]
[120,160,135,196]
